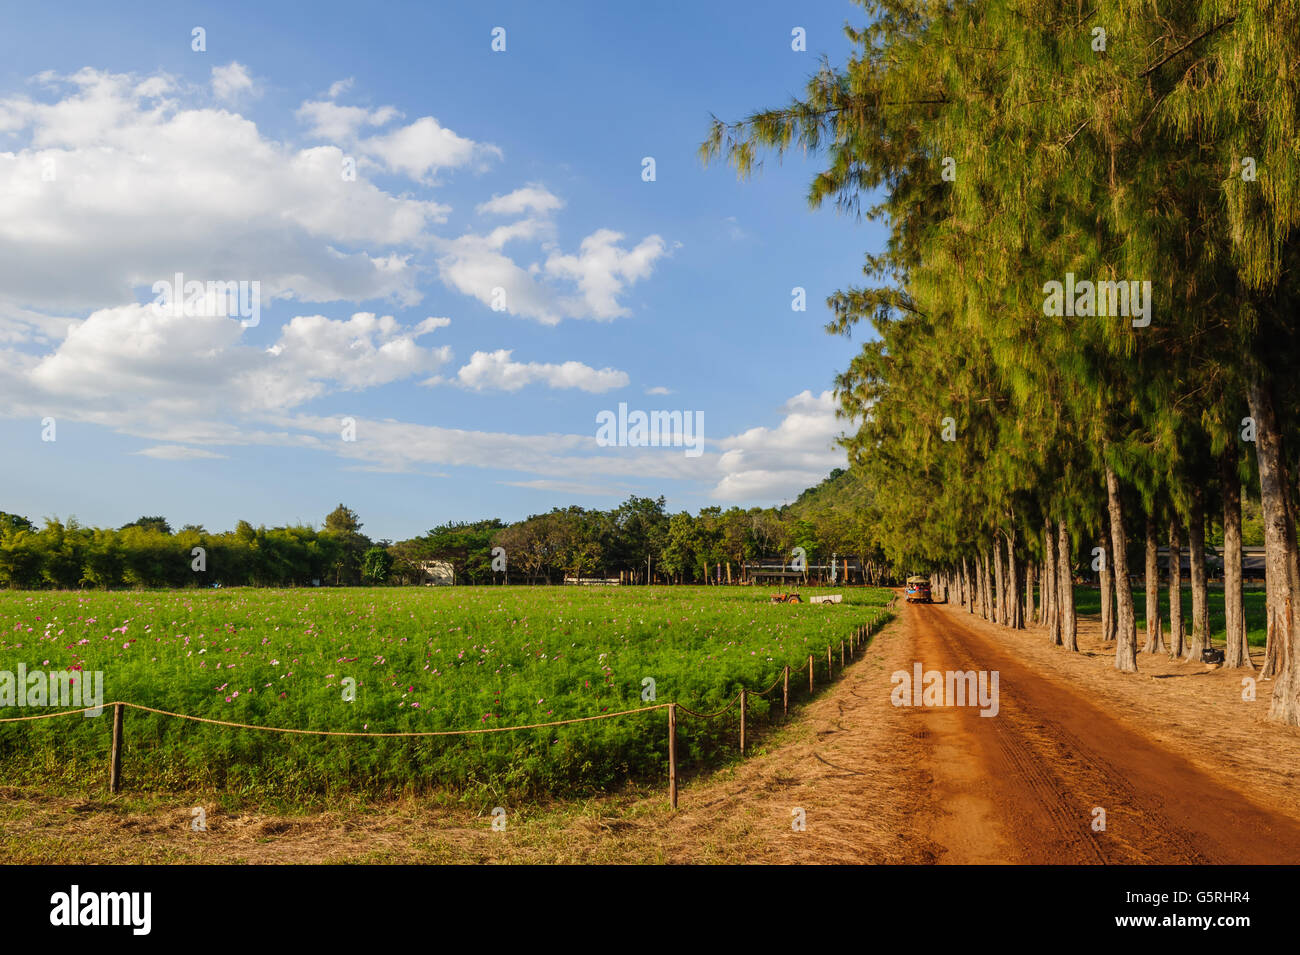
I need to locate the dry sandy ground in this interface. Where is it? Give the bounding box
[910,601,1300,862]
[3,597,1298,864]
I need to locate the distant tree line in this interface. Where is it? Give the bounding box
[0,476,891,589]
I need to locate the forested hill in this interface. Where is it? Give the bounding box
[784,467,875,519]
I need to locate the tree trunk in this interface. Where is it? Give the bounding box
[980,548,993,621]
[1045,520,1060,644]
[1248,372,1300,721]
[1142,515,1164,654]
[986,547,996,621]
[1006,528,1022,629]
[1222,446,1252,670]
[1057,520,1077,651]
[1025,560,1036,626]
[1186,487,1210,660]
[993,536,1006,626]
[962,555,972,613]
[1099,527,1116,643]
[1004,536,1016,627]
[1106,465,1138,672]
[1168,518,1185,658]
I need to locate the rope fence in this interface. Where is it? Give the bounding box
[1,606,893,809]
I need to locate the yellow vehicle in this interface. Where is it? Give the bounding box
[905,575,932,603]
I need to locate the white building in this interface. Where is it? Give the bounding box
[419,560,456,586]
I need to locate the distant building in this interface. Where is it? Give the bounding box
[1148,546,1264,582]
[743,557,863,584]
[419,560,456,586]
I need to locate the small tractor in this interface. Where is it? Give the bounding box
[769,592,803,604]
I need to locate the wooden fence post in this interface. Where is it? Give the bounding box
[809,654,814,693]
[109,702,124,793]
[668,703,678,810]
[827,644,833,679]
[782,665,789,717]
[739,689,746,755]
[841,640,846,668]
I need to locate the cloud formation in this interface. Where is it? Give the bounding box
[453,349,628,393]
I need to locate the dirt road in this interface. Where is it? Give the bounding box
[909,599,1300,863]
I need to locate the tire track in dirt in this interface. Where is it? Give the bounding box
[912,600,1300,863]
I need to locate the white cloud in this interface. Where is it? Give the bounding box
[134,445,228,460]
[645,385,673,395]
[544,229,669,320]
[434,218,564,323]
[327,78,354,99]
[413,316,451,334]
[265,311,453,391]
[0,69,663,333]
[476,184,563,217]
[436,222,668,324]
[211,62,255,102]
[296,99,402,142]
[0,69,449,325]
[359,116,501,182]
[0,348,839,499]
[272,412,717,481]
[454,349,628,393]
[710,390,848,501]
[0,304,78,344]
[6,305,453,432]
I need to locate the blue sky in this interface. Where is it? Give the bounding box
[0,0,886,540]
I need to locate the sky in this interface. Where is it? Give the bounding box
[0,0,888,541]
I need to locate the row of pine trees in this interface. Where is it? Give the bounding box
[704,1,1300,725]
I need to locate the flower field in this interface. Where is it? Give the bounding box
[0,585,892,802]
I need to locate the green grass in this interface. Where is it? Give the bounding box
[0,585,891,804]
[1070,585,1267,646]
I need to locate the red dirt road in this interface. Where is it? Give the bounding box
[910,599,1300,863]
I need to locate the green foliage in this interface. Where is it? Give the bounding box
[0,487,896,590]
[1073,585,1268,649]
[361,547,393,584]
[119,516,172,535]
[701,0,1300,578]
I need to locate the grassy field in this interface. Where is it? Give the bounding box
[1071,585,1268,646]
[0,585,892,806]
